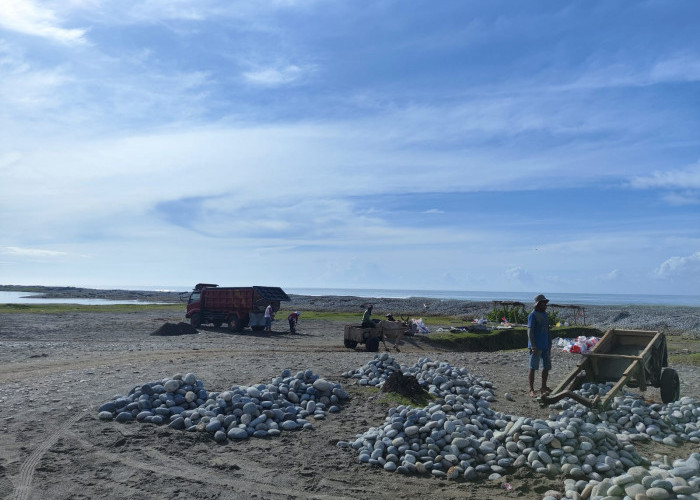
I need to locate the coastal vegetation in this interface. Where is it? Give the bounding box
[423,326,603,352]
[0,303,183,314]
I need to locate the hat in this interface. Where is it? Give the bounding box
[534,294,549,305]
[295,311,300,316]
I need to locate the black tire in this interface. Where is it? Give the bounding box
[366,337,380,352]
[228,316,243,333]
[660,368,680,403]
[190,313,201,328]
[344,339,358,349]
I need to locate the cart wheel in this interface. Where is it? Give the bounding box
[366,337,380,352]
[344,339,358,349]
[660,368,680,404]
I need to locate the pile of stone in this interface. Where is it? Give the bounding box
[98,370,349,442]
[544,453,700,500]
[340,354,700,492]
[342,353,404,387]
[342,354,496,402]
[549,384,700,447]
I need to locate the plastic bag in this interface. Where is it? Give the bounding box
[412,318,430,334]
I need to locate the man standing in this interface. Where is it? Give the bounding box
[528,294,552,398]
[361,304,374,328]
[264,304,274,334]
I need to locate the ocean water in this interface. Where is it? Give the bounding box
[1,288,698,307]
[285,288,700,307]
[0,291,165,306]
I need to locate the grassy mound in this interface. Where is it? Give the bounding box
[421,326,603,352]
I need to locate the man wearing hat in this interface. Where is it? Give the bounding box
[528,294,552,398]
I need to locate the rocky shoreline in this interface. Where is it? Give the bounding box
[2,285,699,335]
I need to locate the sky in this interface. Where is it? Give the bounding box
[1,0,699,296]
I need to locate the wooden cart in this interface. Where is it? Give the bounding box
[539,329,680,409]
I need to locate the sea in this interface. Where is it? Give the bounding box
[1,287,698,307]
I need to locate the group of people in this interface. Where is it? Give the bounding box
[263,304,301,335]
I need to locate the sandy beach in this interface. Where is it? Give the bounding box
[0,288,698,499]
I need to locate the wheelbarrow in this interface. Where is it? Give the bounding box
[539,329,680,410]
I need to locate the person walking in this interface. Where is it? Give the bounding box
[264,304,274,334]
[288,311,300,334]
[528,294,552,398]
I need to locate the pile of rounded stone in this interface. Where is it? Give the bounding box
[342,354,497,402]
[340,354,700,492]
[543,453,700,500]
[540,385,700,499]
[98,369,349,442]
[342,353,404,387]
[549,384,700,447]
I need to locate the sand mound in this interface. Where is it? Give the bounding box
[150,322,199,336]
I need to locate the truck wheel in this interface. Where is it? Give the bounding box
[366,337,380,352]
[660,368,680,403]
[190,313,201,328]
[344,339,358,349]
[228,316,243,333]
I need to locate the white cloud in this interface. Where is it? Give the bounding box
[243,64,309,87]
[628,162,700,190]
[650,54,700,84]
[506,266,533,285]
[560,52,700,91]
[601,269,621,281]
[660,191,700,206]
[0,0,86,43]
[2,246,67,257]
[423,208,444,214]
[655,251,700,279]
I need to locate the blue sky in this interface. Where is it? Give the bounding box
[1,0,699,296]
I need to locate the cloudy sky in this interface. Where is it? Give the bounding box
[1,1,699,296]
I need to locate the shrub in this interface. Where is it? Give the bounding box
[486,305,560,327]
[486,305,528,324]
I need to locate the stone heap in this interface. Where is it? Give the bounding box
[340,354,700,496]
[98,369,349,442]
[544,454,700,500]
[342,353,404,387]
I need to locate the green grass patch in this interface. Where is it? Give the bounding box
[422,325,603,352]
[668,352,700,366]
[278,310,365,323]
[347,386,435,408]
[0,303,183,314]
[383,389,436,408]
[278,309,458,324]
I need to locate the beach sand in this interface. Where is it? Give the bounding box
[0,291,698,499]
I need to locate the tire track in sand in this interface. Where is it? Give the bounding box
[11,413,83,500]
[65,430,351,500]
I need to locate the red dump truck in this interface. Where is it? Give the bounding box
[185,283,290,332]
